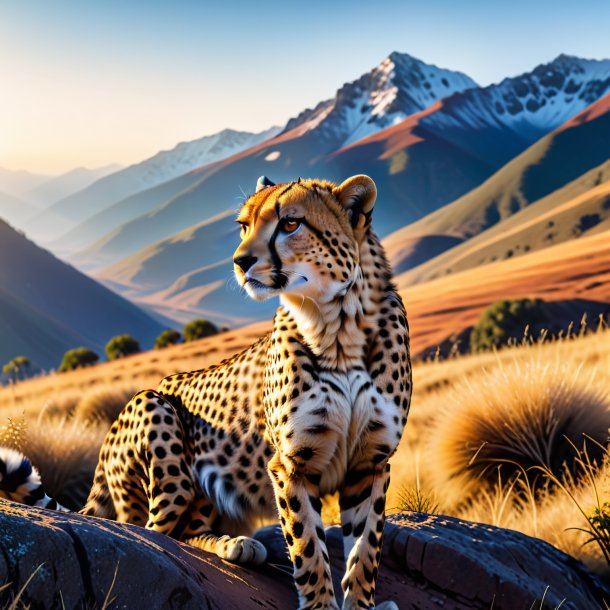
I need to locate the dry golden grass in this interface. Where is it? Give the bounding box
[428,355,610,501]
[74,385,139,425]
[1,321,609,577]
[388,329,610,576]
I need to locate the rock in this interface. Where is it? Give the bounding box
[0,501,607,609]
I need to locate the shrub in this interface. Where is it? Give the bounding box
[58,348,99,373]
[428,354,610,504]
[105,334,140,360]
[73,386,137,425]
[2,356,31,382]
[154,329,182,349]
[183,319,219,342]
[470,298,546,352]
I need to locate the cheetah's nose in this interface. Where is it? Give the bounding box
[234,255,258,272]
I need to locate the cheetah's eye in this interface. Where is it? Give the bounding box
[238,222,249,237]
[281,218,301,234]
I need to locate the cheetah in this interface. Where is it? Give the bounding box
[0,175,412,610]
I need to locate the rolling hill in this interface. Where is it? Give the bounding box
[396,227,610,354]
[0,219,164,370]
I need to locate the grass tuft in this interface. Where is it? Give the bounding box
[395,486,439,514]
[73,385,136,425]
[14,416,106,510]
[427,353,610,503]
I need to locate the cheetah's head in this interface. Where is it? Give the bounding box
[233,175,376,303]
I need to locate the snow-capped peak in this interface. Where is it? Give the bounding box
[131,126,281,189]
[424,55,610,141]
[282,52,478,148]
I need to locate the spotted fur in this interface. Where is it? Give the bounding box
[0,175,411,610]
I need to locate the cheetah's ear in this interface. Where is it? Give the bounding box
[332,175,377,229]
[256,176,275,192]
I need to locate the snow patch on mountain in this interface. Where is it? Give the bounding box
[125,126,281,190]
[425,55,610,138]
[282,52,478,148]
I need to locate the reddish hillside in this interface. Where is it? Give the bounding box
[398,229,610,353]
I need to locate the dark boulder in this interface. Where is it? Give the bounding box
[0,501,607,609]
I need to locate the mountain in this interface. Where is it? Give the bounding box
[0,191,39,230]
[26,127,281,243]
[0,168,50,200]
[52,53,477,260]
[25,165,122,208]
[282,51,477,148]
[0,219,164,370]
[386,91,610,280]
[82,56,610,328]
[73,54,610,274]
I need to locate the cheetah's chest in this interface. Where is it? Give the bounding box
[289,368,401,495]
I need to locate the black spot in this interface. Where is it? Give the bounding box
[293,521,304,538]
[304,538,315,557]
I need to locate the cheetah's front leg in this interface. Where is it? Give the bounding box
[339,462,394,610]
[268,452,338,610]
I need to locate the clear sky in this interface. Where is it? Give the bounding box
[1,0,609,175]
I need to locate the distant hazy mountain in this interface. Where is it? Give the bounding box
[0,219,164,370]
[25,164,122,207]
[0,167,50,200]
[27,127,281,242]
[0,191,38,230]
[386,91,610,280]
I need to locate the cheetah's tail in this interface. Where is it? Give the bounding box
[0,446,70,512]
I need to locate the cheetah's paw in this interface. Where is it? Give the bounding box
[217,535,267,565]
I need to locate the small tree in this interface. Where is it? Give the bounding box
[470,298,546,352]
[183,319,219,342]
[58,348,99,373]
[155,329,182,349]
[2,356,31,382]
[105,334,140,361]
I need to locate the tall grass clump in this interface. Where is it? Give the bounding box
[6,415,107,510]
[73,385,137,425]
[428,354,610,507]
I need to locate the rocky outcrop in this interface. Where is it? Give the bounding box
[0,501,607,609]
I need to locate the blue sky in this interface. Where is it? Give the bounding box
[1,0,609,173]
